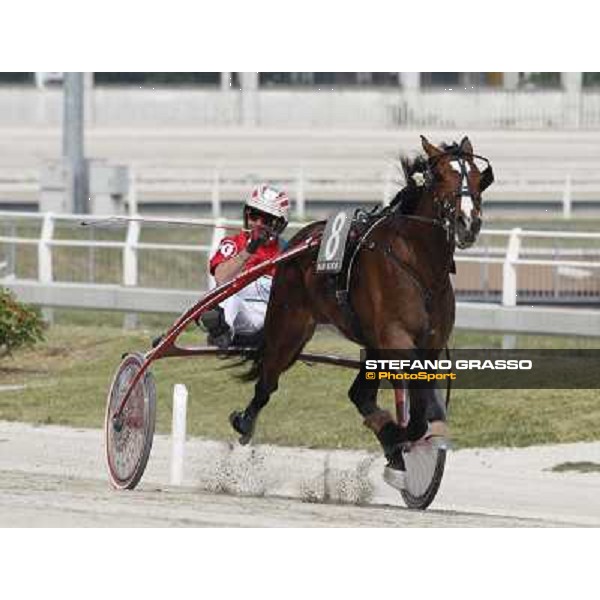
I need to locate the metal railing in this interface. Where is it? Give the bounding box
[2,165,598,218]
[132,165,597,219]
[2,212,600,308]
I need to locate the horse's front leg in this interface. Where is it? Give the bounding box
[348,351,413,489]
[407,380,447,442]
[230,377,276,445]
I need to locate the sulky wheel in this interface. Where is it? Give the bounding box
[399,386,448,510]
[400,439,447,510]
[105,352,156,490]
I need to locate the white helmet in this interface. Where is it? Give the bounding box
[245,184,290,232]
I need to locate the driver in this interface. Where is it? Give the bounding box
[200,184,290,349]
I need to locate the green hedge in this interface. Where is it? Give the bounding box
[0,288,45,357]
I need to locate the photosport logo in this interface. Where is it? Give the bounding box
[361,350,600,389]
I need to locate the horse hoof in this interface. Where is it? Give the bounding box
[383,466,406,491]
[238,432,253,446]
[229,410,255,443]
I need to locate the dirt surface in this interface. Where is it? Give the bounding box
[0,470,569,528]
[1,421,599,527]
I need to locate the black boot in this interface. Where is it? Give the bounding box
[199,307,232,349]
[229,410,255,445]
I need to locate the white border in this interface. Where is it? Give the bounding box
[1,530,595,600]
[1,0,596,71]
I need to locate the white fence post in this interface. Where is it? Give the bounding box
[295,168,306,220]
[38,213,55,324]
[123,219,140,329]
[170,383,188,486]
[502,227,522,307]
[211,168,221,219]
[123,220,140,286]
[128,166,138,216]
[207,218,227,288]
[562,174,572,219]
[38,213,54,284]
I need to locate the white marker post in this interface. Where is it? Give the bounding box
[170,384,188,486]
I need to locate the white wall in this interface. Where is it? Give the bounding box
[0,87,598,130]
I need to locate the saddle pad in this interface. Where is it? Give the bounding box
[316,209,354,274]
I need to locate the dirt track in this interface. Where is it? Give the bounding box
[1,421,599,527]
[0,470,570,527]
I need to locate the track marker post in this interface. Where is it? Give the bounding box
[170,384,188,486]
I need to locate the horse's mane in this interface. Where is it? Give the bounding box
[389,142,462,214]
[388,154,429,215]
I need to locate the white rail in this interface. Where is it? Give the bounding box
[1,164,600,218]
[1,211,599,320]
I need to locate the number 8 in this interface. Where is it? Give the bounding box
[325,212,347,261]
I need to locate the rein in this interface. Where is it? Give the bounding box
[393,213,446,228]
[392,212,453,243]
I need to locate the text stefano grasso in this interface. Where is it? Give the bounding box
[364,359,533,371]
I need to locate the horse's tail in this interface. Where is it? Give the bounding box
[237,334,265,382]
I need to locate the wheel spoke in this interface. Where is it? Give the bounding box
[401,442,446,510]
[105,354,156,490]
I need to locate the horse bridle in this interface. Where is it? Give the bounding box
[401,150,494,244]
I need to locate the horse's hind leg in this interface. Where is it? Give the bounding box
[230,268,316,444]
[230,309,315,443]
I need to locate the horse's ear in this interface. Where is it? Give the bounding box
[460,136,473,155]
[421,135,442,158]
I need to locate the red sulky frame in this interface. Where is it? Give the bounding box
[110,234,361,424]
[105,227,445,508]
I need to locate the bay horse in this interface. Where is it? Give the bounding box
[230,135,494,489]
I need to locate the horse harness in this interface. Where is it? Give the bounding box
[331,209,452,343]
[325,148,493,342]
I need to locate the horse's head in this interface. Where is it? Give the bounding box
[420,135,494,250]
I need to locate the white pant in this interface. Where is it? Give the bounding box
[221,276,272,337]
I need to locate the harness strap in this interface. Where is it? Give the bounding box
[335,289,365,342]
[445,346,452,409]
[378,242,453,349]
[333,214,389,342]
[382,243,433,313]
[338,214,388,295]
[394,213,446,229]
[330,206,453,345]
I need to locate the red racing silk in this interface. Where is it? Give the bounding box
[209,230,282,277]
